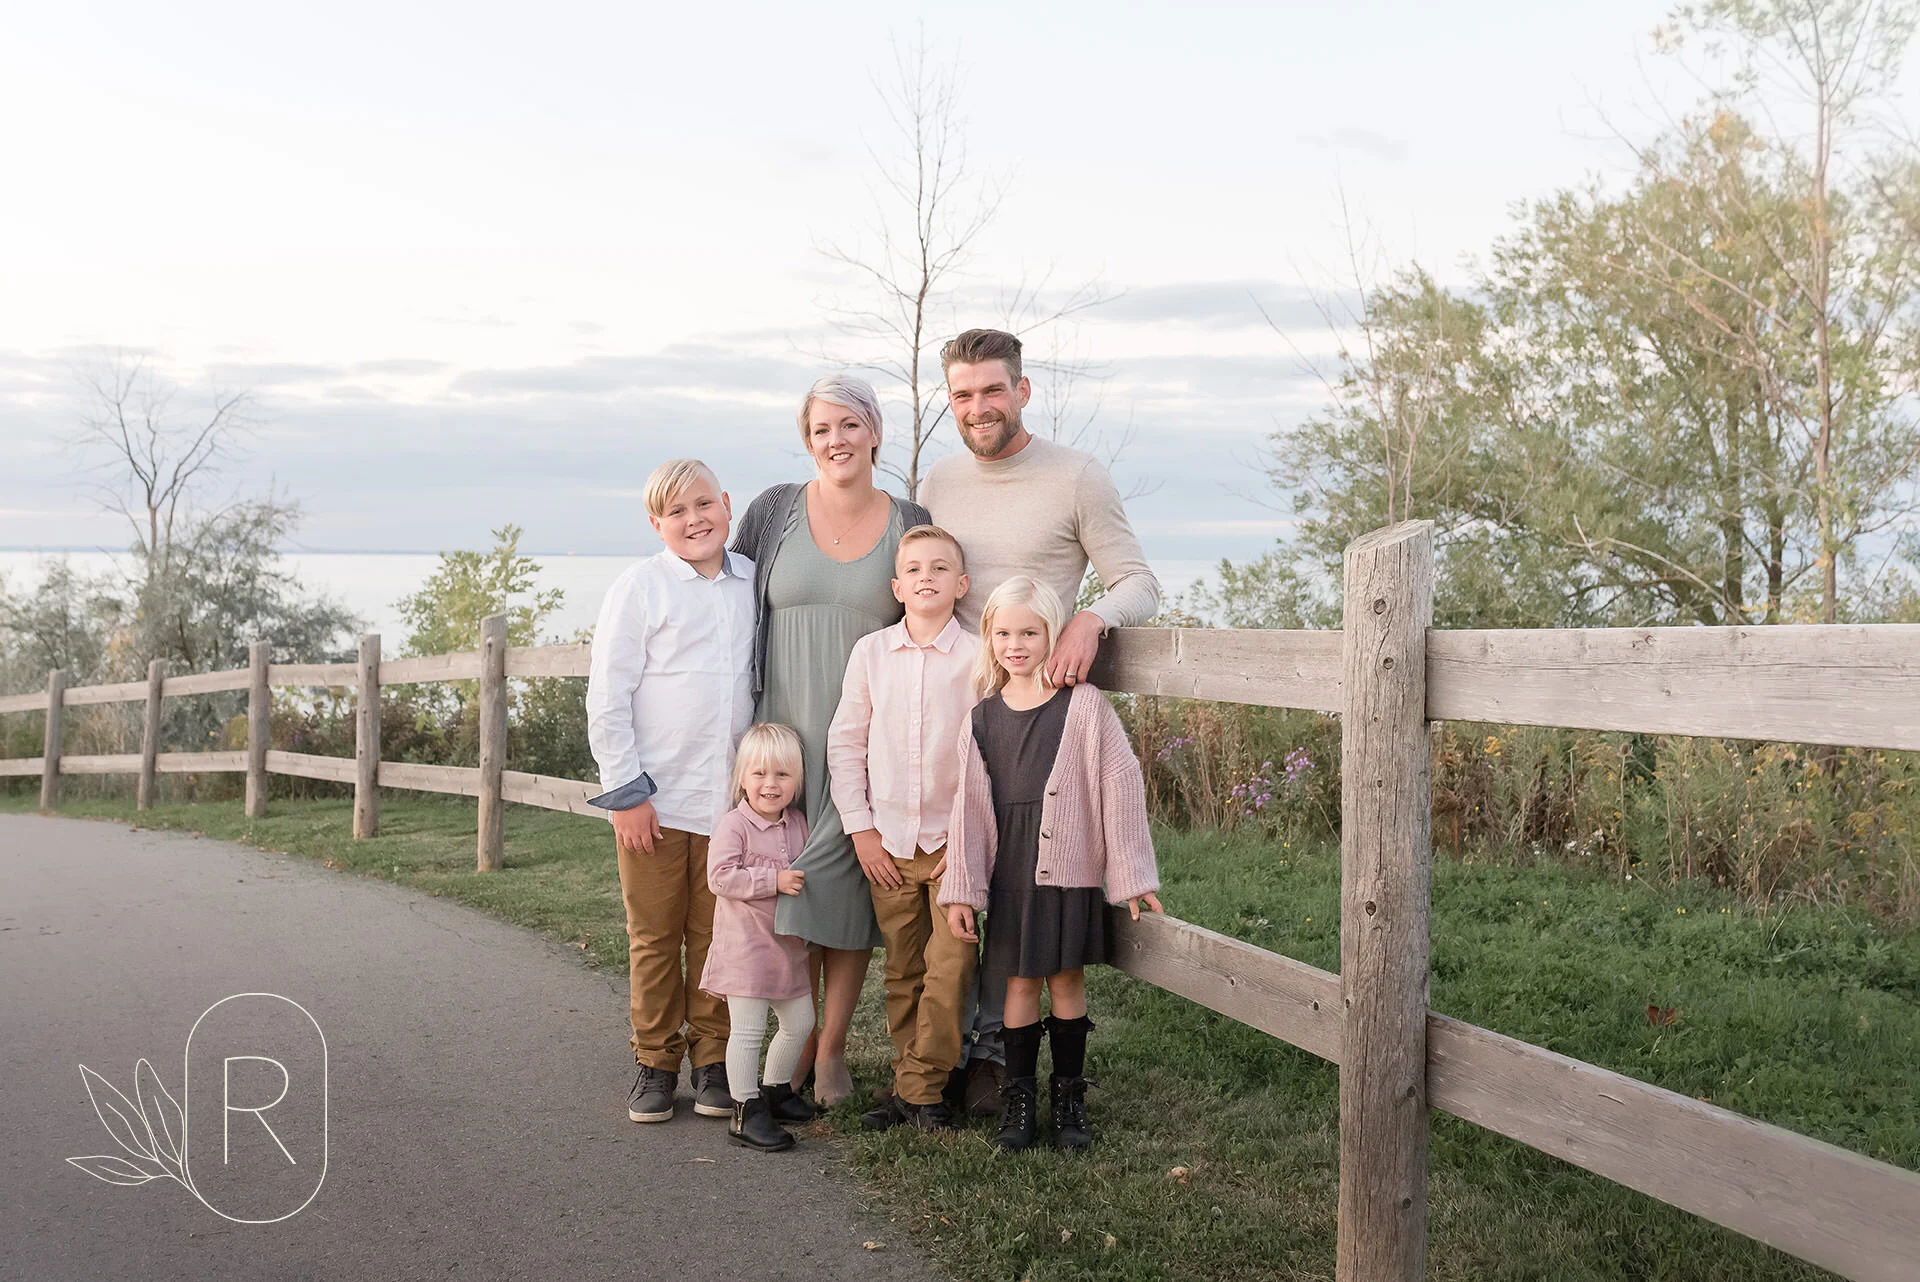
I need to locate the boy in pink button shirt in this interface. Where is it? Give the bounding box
[826,524,981,1130]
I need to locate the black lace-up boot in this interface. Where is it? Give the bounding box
[993,1075,1041,1151]
[1050,1074,1091,1151]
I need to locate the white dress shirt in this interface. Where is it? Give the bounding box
[586,549,755,836]
[826,616,981,860]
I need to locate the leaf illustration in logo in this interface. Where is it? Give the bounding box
[78,1064,156,1163]
[66,1154,162,1187]
[135,1058,185,1175]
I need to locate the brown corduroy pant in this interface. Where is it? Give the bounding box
[869,846,978,1105]
[615,827,729,1072]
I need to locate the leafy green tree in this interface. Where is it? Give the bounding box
[1656,0,1920,620]
[395,524,562,659]
[130,496,360,675]
[0,560,121,690]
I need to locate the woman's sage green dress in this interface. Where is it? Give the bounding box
[760,490,904,951]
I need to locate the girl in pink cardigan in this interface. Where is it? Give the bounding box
[703,722,816,1152]
[939,576,1163,1152]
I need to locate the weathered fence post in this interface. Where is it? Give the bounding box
[246,640,270,819]
[39,668,64,811]
[476,614,507,871]
[138,658,166,810]
[354,634,380,838]
[1338,520,1435,1282]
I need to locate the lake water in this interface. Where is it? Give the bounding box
[0,550,1222,645]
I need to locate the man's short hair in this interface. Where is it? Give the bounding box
[643,458,721,519]
[895,523,966,574]
[940,328,1023,384]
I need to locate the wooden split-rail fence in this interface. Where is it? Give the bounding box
[3,522,1917,1281]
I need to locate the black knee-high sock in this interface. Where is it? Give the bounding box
[1004,1021,1043,1081]
[1045,1014,1094,1079]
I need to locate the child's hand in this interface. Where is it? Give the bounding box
[612,800,662,854]
[946,904,977,942]
[777,869,805,896]
[852,828,903,888]
[1126,892,1164,921]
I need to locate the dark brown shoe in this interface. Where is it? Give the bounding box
[963,1059,1005,1118]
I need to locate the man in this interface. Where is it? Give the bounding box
[918,327,1162,1114]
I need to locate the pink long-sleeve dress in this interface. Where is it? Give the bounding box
[700,802,811,1001]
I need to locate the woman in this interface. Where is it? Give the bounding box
[731,375,930,1105]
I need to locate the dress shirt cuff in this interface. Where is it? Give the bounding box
[839,807,876,837]
[587,772,658,811]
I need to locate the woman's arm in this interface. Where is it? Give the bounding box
[729,484,786,561]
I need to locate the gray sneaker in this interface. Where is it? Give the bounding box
[628,1065,676,1123]
[691,1062,732,1118]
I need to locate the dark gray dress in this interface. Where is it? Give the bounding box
[978,690,1113,979]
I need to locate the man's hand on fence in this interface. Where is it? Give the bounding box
[1047,611,1106,687]
[1127,892,1163,921]
[612,800,662,854]
[946,903,977,942]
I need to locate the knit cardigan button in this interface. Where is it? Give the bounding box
[1040,830,1050,840]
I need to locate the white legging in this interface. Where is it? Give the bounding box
[725,994,815,1102]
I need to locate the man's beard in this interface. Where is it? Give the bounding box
[961,410,1023,459]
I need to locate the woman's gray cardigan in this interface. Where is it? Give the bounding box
[730,482,932,698]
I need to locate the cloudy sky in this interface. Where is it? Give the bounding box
[1,0,1807,564]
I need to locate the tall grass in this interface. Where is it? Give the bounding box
[1119,697,1920,928]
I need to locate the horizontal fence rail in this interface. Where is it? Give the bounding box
[6,570,1920,1281]
[1110,912,1920,1282]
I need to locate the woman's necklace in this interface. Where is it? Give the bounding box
[814,483,873,546]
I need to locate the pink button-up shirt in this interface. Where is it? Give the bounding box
[700,802,811,1001]
[827,616,982,861]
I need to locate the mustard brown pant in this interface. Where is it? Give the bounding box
[870,846,978,1105]
[615,826,729,1072]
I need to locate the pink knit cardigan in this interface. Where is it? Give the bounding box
[937,683,1159,912]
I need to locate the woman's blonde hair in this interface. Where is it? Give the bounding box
[797,375,884,467]
[731,722,805,807]
[974,575,1069,696]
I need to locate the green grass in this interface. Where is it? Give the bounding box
[8,790,1915,1281]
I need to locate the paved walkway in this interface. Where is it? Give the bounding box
[0,814,939,1282]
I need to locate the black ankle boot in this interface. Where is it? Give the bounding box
[728,1095,795,1152]
[1050,1074,1091,1152]
[993,1076,1040,1151]
[762,1082,816,1124]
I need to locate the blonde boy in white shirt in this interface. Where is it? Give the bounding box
[826,524,981,1130]
[587,458,754,1125]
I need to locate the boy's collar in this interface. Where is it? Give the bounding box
[664,549,745,582]
[887,614,963,653]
